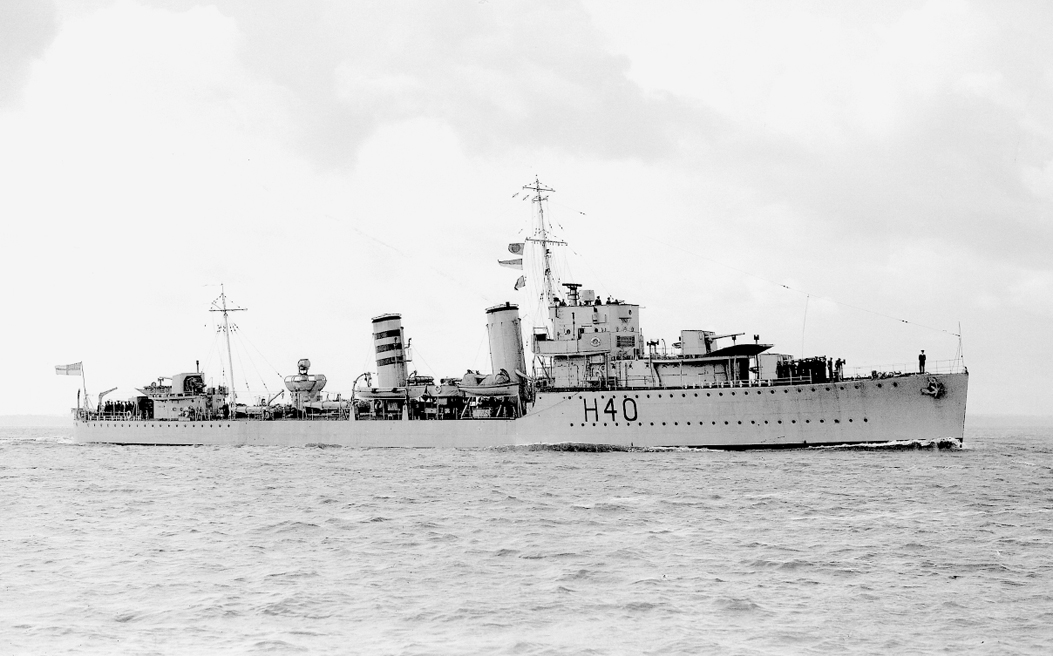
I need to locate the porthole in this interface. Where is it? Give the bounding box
[863,418,868,422]
[792,420,797,424]
[650,422,654,426]
[737,421,742,425]
[784,390,789,394]
[834,419,840,424]
[849,418,853,422]
[682,393,686,398]
[674,422,678,426]
[694,393,698,397]
[811,387,816,392]
[854,385,859,389]
[731,392,736,396]
[719,392,724,397]
[724,421,729,425]
[806,419,810,423]
[662,422,666,426]
[712,421,717,425]
[876,383,883,388]
[647,394,651,398]
[778,420,782,424]
[819,419,824,423]
[750,420,755,424]
[707,393,711,397]
[825,387,830,391]
[892,382,898,388]
[770,390,775,394]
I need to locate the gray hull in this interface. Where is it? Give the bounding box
[74,372,967,448]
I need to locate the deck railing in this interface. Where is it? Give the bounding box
[538,359,967,393]
[844,358,966,378]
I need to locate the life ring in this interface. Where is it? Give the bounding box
[590,337,601,347]
[125,411,132,419]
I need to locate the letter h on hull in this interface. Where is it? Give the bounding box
[583,398,599,422]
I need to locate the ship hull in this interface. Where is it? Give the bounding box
[74,372,967,449]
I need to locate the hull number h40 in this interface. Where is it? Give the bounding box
[583,397,639,423]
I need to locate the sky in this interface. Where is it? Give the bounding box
[1,0,1050,417]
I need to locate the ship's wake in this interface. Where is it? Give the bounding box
[524,442,633,452]
[516,443,701,453]
[509,438,964,452]
[812,437,964,451]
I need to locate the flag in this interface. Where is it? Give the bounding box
[498,258,523,270]
[508,242,524,255]
[55,362,82,376]
[514,275,526,290]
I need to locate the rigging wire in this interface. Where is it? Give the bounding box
[232,324,271,400]
[230,325,253,401]
[323,213,491,303]
[234,326,285,380]
[471,334,486,372]
[532,193,958,339]
[567,247,613,301]
[636,234,960,337]
[410,344,436,378]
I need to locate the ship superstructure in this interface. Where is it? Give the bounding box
[72,180,968,448]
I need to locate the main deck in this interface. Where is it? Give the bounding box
[74,372,968,449]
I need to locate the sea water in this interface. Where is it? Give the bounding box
[1,425,1051,655]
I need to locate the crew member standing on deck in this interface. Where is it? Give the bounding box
[919,350,926,374]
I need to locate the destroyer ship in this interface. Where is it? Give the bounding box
[72,179,968,448]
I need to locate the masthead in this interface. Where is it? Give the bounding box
[522,177,566,309]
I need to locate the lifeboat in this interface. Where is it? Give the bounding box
[355,385,434,400]
[460,369,521,398]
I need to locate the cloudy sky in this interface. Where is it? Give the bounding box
[1,0,1050,417]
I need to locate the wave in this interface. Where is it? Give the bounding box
[812,437,964,451]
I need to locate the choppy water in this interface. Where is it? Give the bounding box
[2,425,1051,655]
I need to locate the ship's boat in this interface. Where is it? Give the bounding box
[71,178,968,448]
[460,369,521,398]
[355,387,433,401]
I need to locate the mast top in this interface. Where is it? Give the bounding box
[209,284,247,317]
[522,177,565,245]
[523,176,553,201]
[521,177,565,309]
